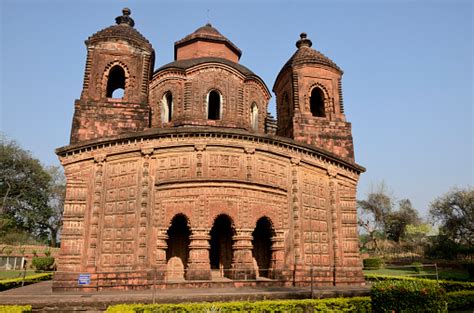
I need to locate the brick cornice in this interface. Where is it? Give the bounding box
[56,127,365,174]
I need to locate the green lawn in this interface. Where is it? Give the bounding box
[364,267,471,281]
[0,270,37,280]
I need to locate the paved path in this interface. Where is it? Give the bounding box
[0,281,370,312]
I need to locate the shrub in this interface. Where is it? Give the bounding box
[106,297,371,313]
[43,249,51,257]
[364,274,474,292]
[363,257,383,269]
[371,279,447,313]
[32,256,54,271]
[0,273,53,291]
[463,261,474,279]
[0,305,32,312]
[4,247,13,256]
[411,261,423,273]
[447,290,474,310]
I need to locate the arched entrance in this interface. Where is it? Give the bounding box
[252,217,275,278]
[166,214,191,280]
[209,214,235,278]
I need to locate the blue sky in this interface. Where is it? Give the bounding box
[1,0,472,217]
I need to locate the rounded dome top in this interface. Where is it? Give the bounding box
[193,23,223,36]
[174,23,242,60]
[283,33,342,73]
[86,8,152,50]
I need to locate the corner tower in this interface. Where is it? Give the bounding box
[70,8,155,144]
[273,33,354,161]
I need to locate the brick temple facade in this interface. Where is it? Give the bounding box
[53,8,365,291]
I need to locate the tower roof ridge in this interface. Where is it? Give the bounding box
[283,33,342,73]
[86,8,152,50]
[174,23,242,60]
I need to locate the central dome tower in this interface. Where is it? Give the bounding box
[149,24,270,131]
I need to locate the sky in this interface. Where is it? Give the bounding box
[1,0,472,217]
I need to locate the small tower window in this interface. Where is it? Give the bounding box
[162,92,173,123]
[106,65,126,98]
[250,102,259,131]
[310,87,325,117]
[207,90,221,120]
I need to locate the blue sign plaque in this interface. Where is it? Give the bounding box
[78,274,91,285]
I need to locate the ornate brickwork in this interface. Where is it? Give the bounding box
[301,168,331,268]
[100,159,139,269]
[59,163,93,272]
[54,9,365,291]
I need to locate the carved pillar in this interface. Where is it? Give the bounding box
[328,165,341,285]
[86,155,106,270]
[270,231,285,279]
[154,227,168,280]
[186,228,211,280]
[138,148,153,267]
[290,157,304,283]
[231,229,256,280]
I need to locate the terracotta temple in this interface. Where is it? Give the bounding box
[53,8,365,291]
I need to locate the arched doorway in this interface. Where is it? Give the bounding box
[209,214,235,278]
[252,217,275,278]
[166,214,191,280]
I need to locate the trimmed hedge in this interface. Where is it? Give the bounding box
[362,258,383,269]
[364,274,474,292]
[371,279,447,312]
[0,305,32,313]
[0,273,53,291]
[446,290,474,311]
[104,290,472,312]
[106,297,371,313]
[464,262,474,278]
[31,256,55,271]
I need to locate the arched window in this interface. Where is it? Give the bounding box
[161,91,173,123]
[250,102,259,131]
[207,90,221,120]
[310,87,325,117]
[106,65,126,98]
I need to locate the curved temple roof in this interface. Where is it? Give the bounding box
[283,33,342,73]
[174,23,242,61]
[86,8,152,50]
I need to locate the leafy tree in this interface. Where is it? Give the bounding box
[385,199,421,243]
[405,223,432,246]
[44,166,65,247]
[358,183,423,252]
[429,187,474,247]
[0,135,65,246]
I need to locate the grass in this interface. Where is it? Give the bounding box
[363,267,472,282]
[0,270,38,280]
